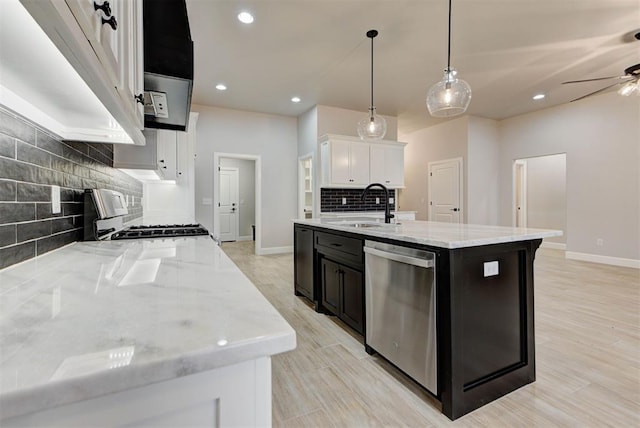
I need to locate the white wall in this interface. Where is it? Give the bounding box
[498,92,639,261]
[398,116,468,220]
[523,154,566,244]
[297,106,318,157]
[317,104,398,140]
[467,117,500,225]
[220,157,255,239]
[191,104,298,251]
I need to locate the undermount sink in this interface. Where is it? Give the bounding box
[346,223,383,228]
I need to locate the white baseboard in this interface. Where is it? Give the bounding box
[237,236,253,242]
[256,246,293,255]
[541,242,566,250]
[565,251,640,269]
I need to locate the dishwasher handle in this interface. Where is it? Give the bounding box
[364,246,434,269]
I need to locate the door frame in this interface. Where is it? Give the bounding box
[213,152,262,254]
[428,157,463,222]
[513,160,528,227]
[298,152,313,219]
[219,167,239,242]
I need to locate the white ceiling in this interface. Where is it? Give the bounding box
[185,0,640,133]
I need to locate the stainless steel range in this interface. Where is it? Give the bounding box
[83,189,209,241]
[111,224,209,240]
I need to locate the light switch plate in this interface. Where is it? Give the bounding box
[51,185,61,214]
[484,261,499,277]
[342,197,346,205]
[375,197,380,204]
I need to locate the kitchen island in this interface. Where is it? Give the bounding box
[293,218,560,420]
[0,236,296,426]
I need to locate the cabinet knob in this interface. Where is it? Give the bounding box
[159,159,165,163]
[93,1,111,16]
[162,166,167,169]
[101,15,118,30]
[134,94,144,104]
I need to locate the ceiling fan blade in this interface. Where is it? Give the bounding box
[562,75,627,84]
[570,81,622,102]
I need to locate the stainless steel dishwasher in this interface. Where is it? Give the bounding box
[364,240,437,395]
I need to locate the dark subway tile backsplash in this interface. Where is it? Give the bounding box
[0,241,35,270]
[0,106,143,269]
[321,188,396,212]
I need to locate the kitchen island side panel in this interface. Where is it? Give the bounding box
[440,239,541,420]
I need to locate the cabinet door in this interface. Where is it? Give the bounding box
[369,145,386,184]
[116,0,143,128]
[156,130,177,179]
[349,142,370,185]
[330,140,351,185]
[320,258,341,315]
[66,0,120,83]
[386,145,405,187]
[176,131,189,183]
[294,227,314,300]
[370,144,404,187]
[340,265,364,334]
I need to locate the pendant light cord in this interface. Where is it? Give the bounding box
[447,0,452,72]
[370,33,374,112]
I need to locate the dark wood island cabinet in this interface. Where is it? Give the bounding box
[293,219,560,420]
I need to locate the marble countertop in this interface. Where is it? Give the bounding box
[0,236,296,420]
[294,218,561,249]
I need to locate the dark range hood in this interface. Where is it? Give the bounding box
[143,0,193,131]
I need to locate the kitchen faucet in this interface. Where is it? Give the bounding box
[361,183,394,224]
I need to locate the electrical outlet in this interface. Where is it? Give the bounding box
[484,261,499,277]
[375,197,380,204]
[51,185,61,214]
[131,196,135,206]
[342,197,347,205]
[596,238,604,247]
[389,197,394,204]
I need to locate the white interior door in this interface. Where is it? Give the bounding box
[429,158,462,223]
[219,168,239,241]
[514,161,527,227]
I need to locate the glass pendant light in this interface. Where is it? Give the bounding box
[426,0,471,117]
[357,30,387,140]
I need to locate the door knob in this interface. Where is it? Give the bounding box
[450,208,459,212]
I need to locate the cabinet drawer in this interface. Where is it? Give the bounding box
[315,231,362,260]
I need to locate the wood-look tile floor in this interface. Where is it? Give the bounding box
[221,241,640,427]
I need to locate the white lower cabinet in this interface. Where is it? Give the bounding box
[3,357,274,428]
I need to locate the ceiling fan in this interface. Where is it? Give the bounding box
[562,63,640,102]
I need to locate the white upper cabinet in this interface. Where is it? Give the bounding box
[156,129,177,180]
[319,134,406,188]
[320,136,370,187]
[369,143,406,187]
[10,0,145,145]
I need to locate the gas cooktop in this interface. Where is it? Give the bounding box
[110,224,209,240]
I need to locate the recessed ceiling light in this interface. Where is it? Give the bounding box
[291,96,301,103]
[216,84,227,91]
[237,11,254,24]
[533,94,545,100]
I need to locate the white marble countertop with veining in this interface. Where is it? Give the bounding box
[0,236,296,420]
[294,218,561,249]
